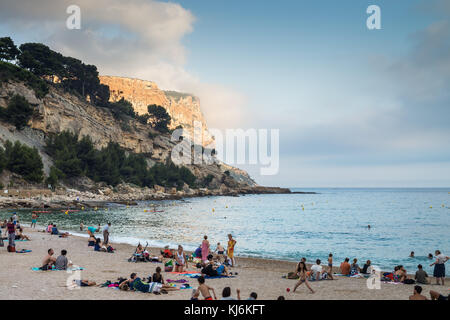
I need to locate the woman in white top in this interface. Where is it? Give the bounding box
[430,250,449,285]
[175,245,188,272]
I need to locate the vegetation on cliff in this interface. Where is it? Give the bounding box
[0,140,44,183]
[45,131,196,189]
[0,94,34,130]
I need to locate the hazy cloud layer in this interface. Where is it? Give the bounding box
[0,0,247,129]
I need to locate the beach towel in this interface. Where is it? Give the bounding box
[16,249,32,253]
[31,266,84,271]
[166,279,189,283]
[185,274,235,279]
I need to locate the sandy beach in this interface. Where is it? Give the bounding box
[1,226,448,300]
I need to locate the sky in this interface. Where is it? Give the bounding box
[0,0,449,187]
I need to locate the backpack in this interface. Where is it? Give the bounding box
[7,245,15,253]
[403,279,415,284]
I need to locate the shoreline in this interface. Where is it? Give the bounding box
[0,186,309,210]
[1,227,448,300]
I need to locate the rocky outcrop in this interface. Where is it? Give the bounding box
[99,76,214,146]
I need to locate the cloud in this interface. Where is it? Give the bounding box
[0,0,247,129]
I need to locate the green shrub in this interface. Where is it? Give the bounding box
[0,94,34,130]
[3,140,44,183]
[0,61,48,99]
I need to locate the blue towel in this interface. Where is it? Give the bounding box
[31,266,84,271]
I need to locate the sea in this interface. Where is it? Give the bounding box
[1,188,449,275]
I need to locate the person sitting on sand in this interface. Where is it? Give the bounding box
[201,255,231,277]
[292,261,315,294]
[415,264,429,284]
[193,245,202,260]
[88,233,96,247]
[430,290,450,301]
[119,273,179,294]
[41,249,57,270]
[51,224,69,238]
[350,258,360,275]
[55,250,73,270]
[394,265,407,282]
[340,258,351,275]
[46,223,53,233]
[151,267,165,284]
[310,259,326,280]
[15,227,30,241]
[161,245,174,258]
[175,245,188,272]
[361,260,372,274]
[221,287,241,300]
[73,279,96,287]
[94,238,107,252]
[196,276,217,300]
[409,285,427,300]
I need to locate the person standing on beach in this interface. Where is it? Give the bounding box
[292,261,315,294]
[103,222,111,246]
[201,235,210,263]
[430,250,449,285]
[6,218,16,247]
[31,212,38,229]
[327,254,334,280]
[227,234,237,267]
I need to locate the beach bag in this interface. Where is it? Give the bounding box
[403,279,415,284]
[107,246,115,253]
[7,245,15,252]
[287,272,299,279]
[165,260,174,272]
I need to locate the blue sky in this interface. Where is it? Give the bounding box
[1,0,449,187]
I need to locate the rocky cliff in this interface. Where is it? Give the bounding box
[99,76,213,146]
[0,79,257,195]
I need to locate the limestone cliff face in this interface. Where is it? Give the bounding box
[99,76,213,146]
[0,80,256,187]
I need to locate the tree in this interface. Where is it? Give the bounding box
[18,43,64,78]
[4,140,44,182]
[1,94,34,130]
[0,146,5,174]
[0,37,20,62]
[147,104,171,133]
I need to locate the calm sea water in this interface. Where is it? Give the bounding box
[1,188,449,275]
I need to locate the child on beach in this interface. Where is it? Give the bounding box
[151,267,165,284]
[175,245,188,272]
[31,213,38,229]
[215,242,225,262]
[327,254,334,280]
[196,276,217,300]
[292,261,315,294]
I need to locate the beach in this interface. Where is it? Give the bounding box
[1,227,448,300]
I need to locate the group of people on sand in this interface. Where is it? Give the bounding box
[195,234,237,266]
[289,249,449,295]
[40,248,72,271]
[86,223,114,252]
[190,276,257,301]
[409,285,450,301]
[1,214,32,246]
